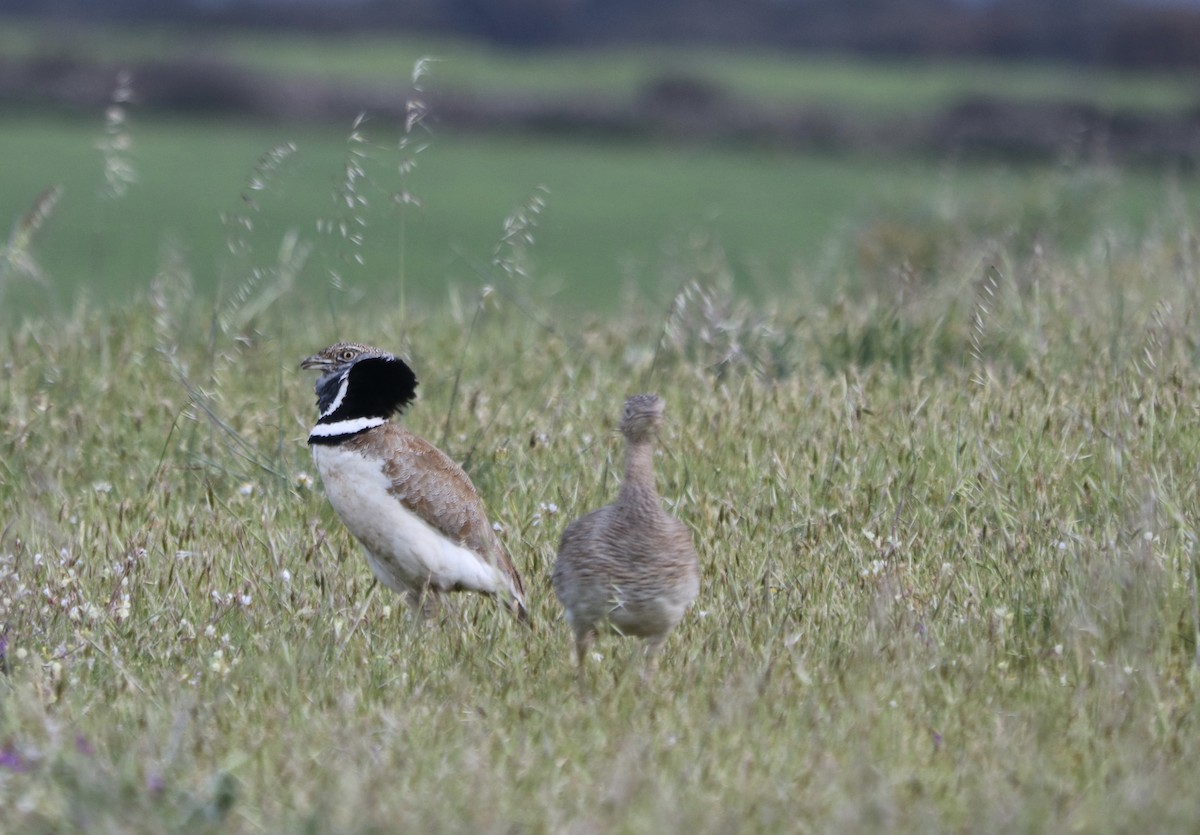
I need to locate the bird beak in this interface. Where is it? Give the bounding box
[299,354,327,371]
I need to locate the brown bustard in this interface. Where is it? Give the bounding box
[551,393,699,684]
[301,341,528,624]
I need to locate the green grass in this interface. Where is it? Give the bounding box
[2,110,1197,316]
[3,19,1199,115]
[4,37,1200,829]
[3,161,1200,830]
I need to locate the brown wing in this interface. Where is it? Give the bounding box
[366,425,526,599]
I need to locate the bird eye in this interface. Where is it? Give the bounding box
[339,349,355,362]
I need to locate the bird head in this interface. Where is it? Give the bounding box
[619,393,665,442]
[301,341,391,374]
[301,341,418,424]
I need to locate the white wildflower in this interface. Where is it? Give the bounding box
[210,649,230,676]
[859,559,887,579]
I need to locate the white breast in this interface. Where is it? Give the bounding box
[311,444,503,596]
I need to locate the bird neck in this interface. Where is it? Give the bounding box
[617,438,659,505]
[308,416,387,445]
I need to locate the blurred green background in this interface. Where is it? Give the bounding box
[2,7,1199,312]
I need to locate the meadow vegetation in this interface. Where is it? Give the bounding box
[3,38,1200,833]
[3,135,1200,831]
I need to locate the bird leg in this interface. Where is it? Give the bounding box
[574,627,596,694]
[640,637,666,682]
[405,586,442,625]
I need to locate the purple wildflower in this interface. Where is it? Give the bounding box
[0,744,29,773]
[146,770,166,795]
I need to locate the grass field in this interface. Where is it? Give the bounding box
[1,109,1197,316]
[2,22,1199,315]
[4,26,1200,832]
[3,196,1200,830]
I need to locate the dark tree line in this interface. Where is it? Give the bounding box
[5,0,1200,68]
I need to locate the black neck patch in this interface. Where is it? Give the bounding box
[312,355,418,431]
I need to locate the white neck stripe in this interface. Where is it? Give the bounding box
[309,416,385,439]
[319,372,351,419]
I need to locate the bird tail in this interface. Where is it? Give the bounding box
[509,589,533,629]
[492,540,532,628]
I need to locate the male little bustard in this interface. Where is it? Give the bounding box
[551,394,699,684]
[302,341,528,623]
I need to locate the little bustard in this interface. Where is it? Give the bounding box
[301,341,528,623]
[551,393,699,684]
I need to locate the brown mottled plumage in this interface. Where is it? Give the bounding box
[302,341,527,623]
[551,394,699,684]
